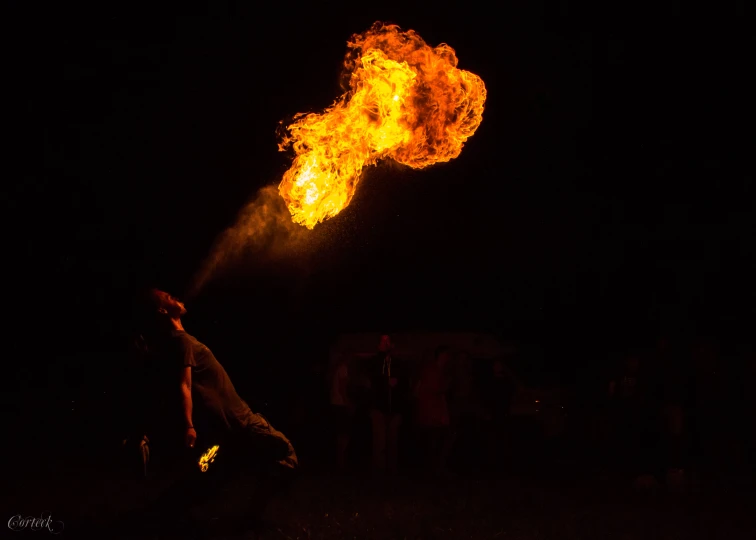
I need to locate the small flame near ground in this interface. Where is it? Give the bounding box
[199,444,220,472]
[188,22,485,296]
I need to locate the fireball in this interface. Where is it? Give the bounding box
[278,22,487,229]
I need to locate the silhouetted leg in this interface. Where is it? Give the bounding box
[418,426,441,476]
[337,433,350,470]
[386,413,402,475]
[332,405,351,471]
[438,426,454,474]
[239,412,299,470]
[199,421,297,536]
[370,408,387,472]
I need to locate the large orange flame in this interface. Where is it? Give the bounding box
[277,22,487,229]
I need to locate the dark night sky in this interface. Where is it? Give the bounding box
[5,2,754,368]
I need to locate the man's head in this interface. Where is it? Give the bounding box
[378,334,393,353]
[455,351,473,373]
[148,288,187,320]
[435,346,452,370]
[625,355,640,373]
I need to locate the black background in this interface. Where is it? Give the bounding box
[4,1,754,386]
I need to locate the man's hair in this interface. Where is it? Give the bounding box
[137,287,161,316]
[130,287,167,337]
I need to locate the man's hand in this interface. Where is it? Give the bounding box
[185,427,197,448]
[389,377,398,388]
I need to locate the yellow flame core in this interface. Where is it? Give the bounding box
[278,22,487,229]
[198,445,220,472]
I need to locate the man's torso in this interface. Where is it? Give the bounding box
[370,353,408,415]
[167,330,253,433]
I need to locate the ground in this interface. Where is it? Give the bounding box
[5,449,756,539]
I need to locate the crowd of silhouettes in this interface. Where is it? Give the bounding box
[285,333,756,491]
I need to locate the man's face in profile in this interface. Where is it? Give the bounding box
[379,335,393,352]
[152,289,187,318]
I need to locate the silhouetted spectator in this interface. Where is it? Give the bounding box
[414,346,453,475]
[329,353,354,471]
[658,340,689,490]
[367,335,410,475]
[450,352,489,423]
[485,358,517,421]
[744,349,756,481]
[608,354,642,401]
[448,351,489,473]
[481,357,517,469]
[288,359,329,468]
[688,337,729,486]
[608,350,660,484]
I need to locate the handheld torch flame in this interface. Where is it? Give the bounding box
[198,444,220,472]
[278,22,487,229]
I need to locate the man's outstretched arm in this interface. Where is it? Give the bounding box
[180,366,196,448]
